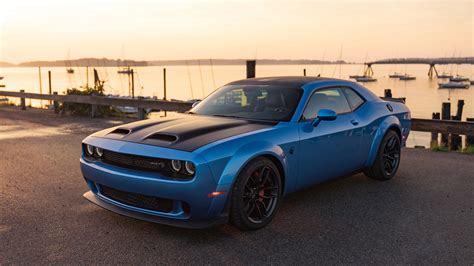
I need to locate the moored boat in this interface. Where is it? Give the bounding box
[399,75,416,81]
[437,72,453,79]
[438,82,469,89]
[389,72,403,78]
[117,67,133,74]
[355,76,377,82]
[449,75,469,82]
[349,75,364,79]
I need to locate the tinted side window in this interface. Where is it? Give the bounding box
[343,88,365,110]
[302,88,351,120]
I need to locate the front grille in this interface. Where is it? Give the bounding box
[82,145,194,180]
[100,184,174,213]
[102,150,168,173]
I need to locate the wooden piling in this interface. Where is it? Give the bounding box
[430,112,440,148]
[86,66,89,88]
[137,96,145,120]
[20,90,26,110]
[91,93,97,118]
[246,60,256,79]
[449,100,464,150]
[303,69,306,76]
[440,102,451,147]
[53,92,59,114]
[384,89,392,98]
[467,118,474,147]
[131,70,135,98]
[48,71,52,106]
[163,68,167,117]
[38,67,43,108]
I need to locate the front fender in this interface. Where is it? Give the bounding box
[365,115,401,167]
[205,141,287,219]
[217,141,287,187]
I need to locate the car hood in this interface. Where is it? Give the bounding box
[91,114,276,152]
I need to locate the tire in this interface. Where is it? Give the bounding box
[364,130,401,181]
[229,157,282,231]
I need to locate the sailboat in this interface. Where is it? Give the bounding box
[65,49,74,74]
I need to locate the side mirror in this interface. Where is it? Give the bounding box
[311,109,337,127]
[191,100,201,108]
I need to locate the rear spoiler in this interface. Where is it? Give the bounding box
[381,97,405,103]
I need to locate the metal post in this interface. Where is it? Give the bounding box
[20,90,26,110]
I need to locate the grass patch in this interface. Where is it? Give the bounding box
[430,141,448,152]
[461,146,474,154]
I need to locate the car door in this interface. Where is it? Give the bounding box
[297,87,363,189]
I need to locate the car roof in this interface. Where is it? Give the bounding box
[226,76,340,88]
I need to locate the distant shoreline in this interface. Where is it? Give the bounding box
[1,57,472,67]
[0,58,350,67]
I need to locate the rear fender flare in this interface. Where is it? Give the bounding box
[365,115,401,167]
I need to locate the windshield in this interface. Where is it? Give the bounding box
[190,85,303,122]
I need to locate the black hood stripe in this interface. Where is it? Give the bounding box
[94,115,275,151]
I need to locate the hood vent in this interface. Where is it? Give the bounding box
[145,133,178,142]
[108,128,131,135]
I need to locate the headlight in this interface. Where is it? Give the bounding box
[171,160,182,172]
[184,161,195,175]
[95,147,103,157]
[86,144,94,156]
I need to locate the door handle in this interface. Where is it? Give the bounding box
[350,120,359,125]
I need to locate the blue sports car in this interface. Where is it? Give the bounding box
[81,77,411,230]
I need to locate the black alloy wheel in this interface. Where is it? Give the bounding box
[230,157,282,230]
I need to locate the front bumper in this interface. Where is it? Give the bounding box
[83,191,226,229]
[80,138,232,228]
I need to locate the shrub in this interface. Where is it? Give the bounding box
[61,87,112,117]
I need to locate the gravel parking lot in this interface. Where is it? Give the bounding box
[1,106,473,264]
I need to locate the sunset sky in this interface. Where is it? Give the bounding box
[0,0,472,63]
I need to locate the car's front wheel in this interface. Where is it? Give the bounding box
[230,157,282,231]
[364,130,401,181]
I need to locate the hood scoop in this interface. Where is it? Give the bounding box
[108,128,131,135]
[145,133,178,143]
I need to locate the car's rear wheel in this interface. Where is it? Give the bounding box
[364,130,401,181]
[230,157,282,231]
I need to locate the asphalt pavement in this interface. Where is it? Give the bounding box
[1,106,473,264]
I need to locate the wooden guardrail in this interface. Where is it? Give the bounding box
[411,118,474,135]
[0,90,193,114]
[1,90,473,138]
